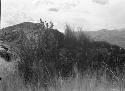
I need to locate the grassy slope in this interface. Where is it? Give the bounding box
[0,22,125,91]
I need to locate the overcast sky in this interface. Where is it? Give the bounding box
[1,0,125,31]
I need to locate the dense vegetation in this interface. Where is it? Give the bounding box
[0,19,125,90]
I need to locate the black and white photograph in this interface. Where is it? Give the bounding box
[1,0,125,91]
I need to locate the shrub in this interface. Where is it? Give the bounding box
[0,20,125,90]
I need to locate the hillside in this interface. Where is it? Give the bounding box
[85,29,125,48]
[0,22,125,91]
[2,23,125,48]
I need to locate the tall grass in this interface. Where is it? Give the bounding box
[0,21,125,91]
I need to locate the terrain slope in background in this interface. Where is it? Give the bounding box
[2,23,125,48]
[85,29,125,48]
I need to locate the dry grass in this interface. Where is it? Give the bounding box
[0,65,125,91]
[0,22,125,91]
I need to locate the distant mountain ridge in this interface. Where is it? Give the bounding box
[84,29,125,48]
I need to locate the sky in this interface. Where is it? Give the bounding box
[1,0,125,31]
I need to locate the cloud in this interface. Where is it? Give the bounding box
[48,8,59,12]
[34,0,54,6]
[62,2,78,9]
[93,0,109,5]
[2,0,125,31]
